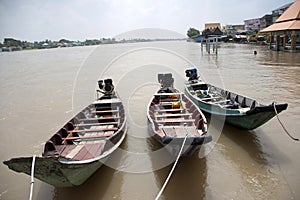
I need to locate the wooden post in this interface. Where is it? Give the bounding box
[212,38,215,52]
[276,35,280,51]
[269,34,274,50]
[291,34,296,51]
[270,34,274,43]
[283,35,288,49]
[216,37,218,54]
[206,38,210,54]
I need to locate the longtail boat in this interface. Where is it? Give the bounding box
[184,68,288,130]
[147,73,212,156]
[3,78,127,187]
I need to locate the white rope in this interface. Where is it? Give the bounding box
[29,155,36,200]
[155,131,189,200]
[273,103,299,141]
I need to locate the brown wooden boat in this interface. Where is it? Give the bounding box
[3,78,127,187]
[147,73,212,156]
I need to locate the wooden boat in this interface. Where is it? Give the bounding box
[3,78,127,187]
[147,73,212,156]
[184,68,288,130]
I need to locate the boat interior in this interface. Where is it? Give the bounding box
[149,92,207,138]
[43,95,125,161]
[187,81,259,110]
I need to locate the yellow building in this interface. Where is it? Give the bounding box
[204,23,221,30]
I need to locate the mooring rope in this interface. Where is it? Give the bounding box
[29,155,36,200]
[273,102,299,141]
[155,131,189,200]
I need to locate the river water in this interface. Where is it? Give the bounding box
[0,41,299,200]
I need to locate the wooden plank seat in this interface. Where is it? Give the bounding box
[69,127,117,133]
[155,113,191,118]
[84,125,115,144]
[162,127,176,137]
[201,96,221,101]
[162,126,199,137]
[158,108,185,112]
[57,145,77,157]
[75,122,119,127]
[62,125,114,159]
[154,93,183,96]
[91,110,119,114]
[155,119,195,123]
[80,116,120,122]
[62,133,114,141]
[93,98,121,104]
[63,142,106,160]
[189,83,203,87]
[160,102,176,106]
[160,99,180,102]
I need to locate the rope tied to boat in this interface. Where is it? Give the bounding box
[273,102,299,141]
[29,155,36,200]
[155,126,189,200]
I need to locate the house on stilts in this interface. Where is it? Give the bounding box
[260,0,300,52]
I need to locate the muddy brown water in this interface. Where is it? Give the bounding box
[0,41,299,199]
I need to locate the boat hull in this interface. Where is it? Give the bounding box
[4,125,127,187]
[226,104,287,130]
[3,89,127,187]
[185,84,288,130]
[3,156,106,187]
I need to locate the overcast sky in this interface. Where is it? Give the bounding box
[0,0,293,42]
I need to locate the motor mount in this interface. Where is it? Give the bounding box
[185,68,198,81]
[98,78,114,94]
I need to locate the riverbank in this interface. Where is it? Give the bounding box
[0,38,184,52]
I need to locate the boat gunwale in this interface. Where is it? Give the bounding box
[184,80,260,114]
[184,76,288,129]
[147,88,208,139]
[185,80,288,116]
[58,93,127,165]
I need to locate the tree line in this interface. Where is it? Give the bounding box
[0,37,120,50]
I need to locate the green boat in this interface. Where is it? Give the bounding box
[184,69,288,130]
[3,79,127,187]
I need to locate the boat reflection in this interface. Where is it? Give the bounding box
[221,124,268,165]
[53,165,119,200]
[52,141,126,200]
[148,135,208,200]
[210,123,286,199]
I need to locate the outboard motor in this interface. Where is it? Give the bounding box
[158,73,174,91]
[104,79,113,93]
[98,78,114,94]
[98,80,104,90]
[185,68,198,81]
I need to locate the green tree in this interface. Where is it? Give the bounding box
[59,39,70,43]
[21,41,34,49]
[187,28,200,38]
[4,38,21,47]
